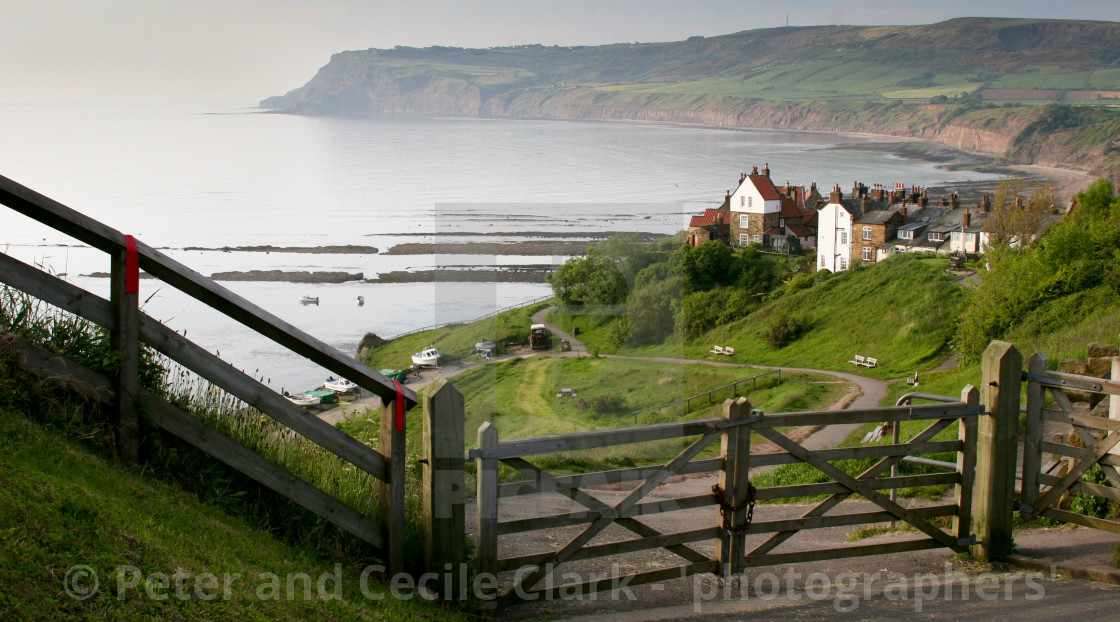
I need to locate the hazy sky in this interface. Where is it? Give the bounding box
[2,0,1118,104]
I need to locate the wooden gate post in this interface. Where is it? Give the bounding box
[422,379,465,595]
[954,385,979,547]
[475,422,499,583]
[110,244,139,464]
[715,397,752,575]
[972,340,1022,562]
[381,393,407,577]
[1020,353,1048,514]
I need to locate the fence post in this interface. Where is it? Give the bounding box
[422,380,465,595]
[715,397,752,576]
[954,385,979,547]
[972,340,1021,562]
[381,394,406,577]
[1021,353,1047,513]
[476,422,499,585]
[1110,357,1120,455]
[109,244,139,464]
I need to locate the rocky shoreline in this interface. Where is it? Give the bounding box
[383,240,597,256]
[181,244,379,254]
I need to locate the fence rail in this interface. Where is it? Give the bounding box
[0,173,411,572]
[627,369,780,421]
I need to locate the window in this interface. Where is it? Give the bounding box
[779,218,785,228]
[739,233,750,247]
[740,214,748,228]
[929,232,943,242]
[862,246,873,261]
[966,233,975,245]
[748,197,753,208]
[862,226,872,241]
[840,230,848,245]
[952,231,962,242]
[752,234,761,244]
[820,255,826,268]
[740,196,745,207]
[840,255,849,270]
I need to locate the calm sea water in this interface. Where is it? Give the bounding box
[0,103,999,390]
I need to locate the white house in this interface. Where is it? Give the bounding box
[815,185,855,272]
[729,165,782,248]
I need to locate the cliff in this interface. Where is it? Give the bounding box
[262,18,1120,184]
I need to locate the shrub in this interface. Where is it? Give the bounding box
[761,315,805,349]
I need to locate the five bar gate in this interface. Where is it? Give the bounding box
[1018,352,1120,533]
[467,387,984,605]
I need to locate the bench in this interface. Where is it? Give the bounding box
[848,355,878,368]
[710,345,725,355]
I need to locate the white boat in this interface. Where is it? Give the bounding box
[324,376,359,393]
[411,346,441,367]
[299,295,319,305]
[283,391,320,407]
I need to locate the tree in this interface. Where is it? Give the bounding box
[547,249,628,306]
[982,177,1059,249]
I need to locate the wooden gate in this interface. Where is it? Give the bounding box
[1018,352,1120,533]
[468,386,982,605]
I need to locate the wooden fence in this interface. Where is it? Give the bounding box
[456,385,984,604]
[1018,351,1120,534]
[627,369,780,422]
[0,174,416,574]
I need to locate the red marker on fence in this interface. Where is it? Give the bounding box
[124,235,139,294]
[392,379,406,431]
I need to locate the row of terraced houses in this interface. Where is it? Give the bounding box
[686,165,995,272]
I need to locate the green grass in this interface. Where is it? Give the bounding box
[0,407,464,621]
[363,300,550,371]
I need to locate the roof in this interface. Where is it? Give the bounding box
[689,208,726,228]
[855,207,902,225]
[779,196,802,219]
[786,222,813,237]
[746,175,781,201]
[764,227,783,235]
[898,221,928,232]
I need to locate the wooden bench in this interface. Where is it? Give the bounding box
[865,357,878,368]
[848,355,866,366]
[710,345,725,355]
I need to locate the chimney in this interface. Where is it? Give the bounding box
[740,172,746,182]
[810,181,818,194]
[830,184,843,204]
[963,209,971,229]
[981,194,991,213]
[751,166,759,175]
[870,184,885,202]
[950,192,959,209]
[900,206,907,220]
[762,163,770,178]
[860,194,871,214]
[919,189,928,208]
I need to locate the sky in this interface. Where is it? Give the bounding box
[2,0,1118,104]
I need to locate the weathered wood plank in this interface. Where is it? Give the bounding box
[498,527,718,571]
[474,418,727,459]
[381,394,406,577]
[110,249,140,465]
[954,386,979,544]
[744,538,942,568]
[972,341,1022,562]
[422,380,465,587]
[1024,370,1120,396]
[1038,473,1120,502]
[748,402,981,428]
[134,239,416,408]
[138,314,390,482]
[1021,355,1047,514]
[497,494,718,535]
[1041,408,1120,432]
[749,440,962,469]
[476,423,499,581]
[1033,430,1120,513]
[497,457,724,499]
[1038,507,1120,534]
[0,252,114,326]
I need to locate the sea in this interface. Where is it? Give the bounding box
[0,102,1001,391]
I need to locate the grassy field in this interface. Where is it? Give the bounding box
[558,254,964,379]
[362,300,550,371]
[0,407,464,621]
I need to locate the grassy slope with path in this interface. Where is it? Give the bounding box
[0,407,464,621]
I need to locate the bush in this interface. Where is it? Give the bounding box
[587,394,627,413]
[761,315,805,349]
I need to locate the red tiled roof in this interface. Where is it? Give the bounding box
[689,208,726,228]
[764,227,783,235]
[748,175,781,201]
[779,196,801,219]
[787,222,812,237]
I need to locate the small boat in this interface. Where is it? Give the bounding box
[324,376,359,393]
[283,391,320,407]
[411,346,441,367]
[379,369,407,382]
[299,296,319,305]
